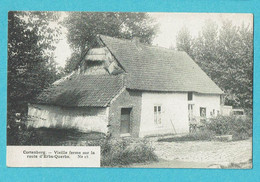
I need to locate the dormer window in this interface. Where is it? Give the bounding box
[188,92,193,101]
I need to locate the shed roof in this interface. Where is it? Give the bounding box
[99,35,223,94]
[36,74,125,107]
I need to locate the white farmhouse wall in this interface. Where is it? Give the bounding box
[27,104,109,133]
[192,93,221,118]
[140,92,189,137]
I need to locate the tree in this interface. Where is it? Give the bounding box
[192,20,219,79]
[62,12,158,73]
[176,26,194,58]
[180,19,253,109]
[8,11,61,116]
[216,21,253,108]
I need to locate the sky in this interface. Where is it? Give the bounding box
[54,12,253,68]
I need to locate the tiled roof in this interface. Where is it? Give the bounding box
[99,35,223,94]
[36,74,125,107]
[36,35,223,107]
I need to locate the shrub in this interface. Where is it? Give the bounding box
[99,138,158,167]
[206,115,252,140]
[7,124,43,145]
[7,114,44,145]
[158,115,252,142]
[77,137,158,166]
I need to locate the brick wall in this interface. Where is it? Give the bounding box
[108,89,142,137]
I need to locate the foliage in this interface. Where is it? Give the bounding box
[176,26,194,59]
[62,12,158,73]
[98,138,158,166]
[176,20,253,108]
[7,116,43,145]
[207,115,252,140]
[8,11,62,118]
[158,115,252,142]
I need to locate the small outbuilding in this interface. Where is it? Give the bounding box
[28,35,224,137]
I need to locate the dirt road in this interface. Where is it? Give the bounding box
[130,138,252,168]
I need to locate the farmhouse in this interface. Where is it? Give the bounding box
[27,35,224,137]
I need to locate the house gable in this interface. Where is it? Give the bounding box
[77,47,124,75]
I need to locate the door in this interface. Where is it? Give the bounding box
[120,108,131,134]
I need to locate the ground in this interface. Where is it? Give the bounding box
[130,138,252,168]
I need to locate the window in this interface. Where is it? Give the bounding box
[200,107,206,117]
[188,92,193,101]
[188,104,194,122]
[154,105,162,125]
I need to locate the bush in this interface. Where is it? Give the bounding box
[7,114,44,145]
[158,115,252,142]
[206,115,252,140]
[7,124,44,145]
[72,137,158,166]
[98,138,158,167]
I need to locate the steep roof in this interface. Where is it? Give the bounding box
[99,35,223,94]
[36,74,125,107]
[36,35,223,108]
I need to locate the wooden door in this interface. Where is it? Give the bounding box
[120,108,131,134]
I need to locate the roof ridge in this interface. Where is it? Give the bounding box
[98,34,186,54]
[99,34,136,44]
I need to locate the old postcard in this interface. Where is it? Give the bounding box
[7,11,253,168]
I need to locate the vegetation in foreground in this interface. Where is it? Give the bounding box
[158,115,252,142]
[220,159,252,169]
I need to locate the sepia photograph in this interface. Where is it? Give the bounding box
[7,11,253,168]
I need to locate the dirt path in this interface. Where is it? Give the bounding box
[130,138,252,168]
[153,138,252,164]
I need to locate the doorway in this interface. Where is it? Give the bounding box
[120,108,131,134]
